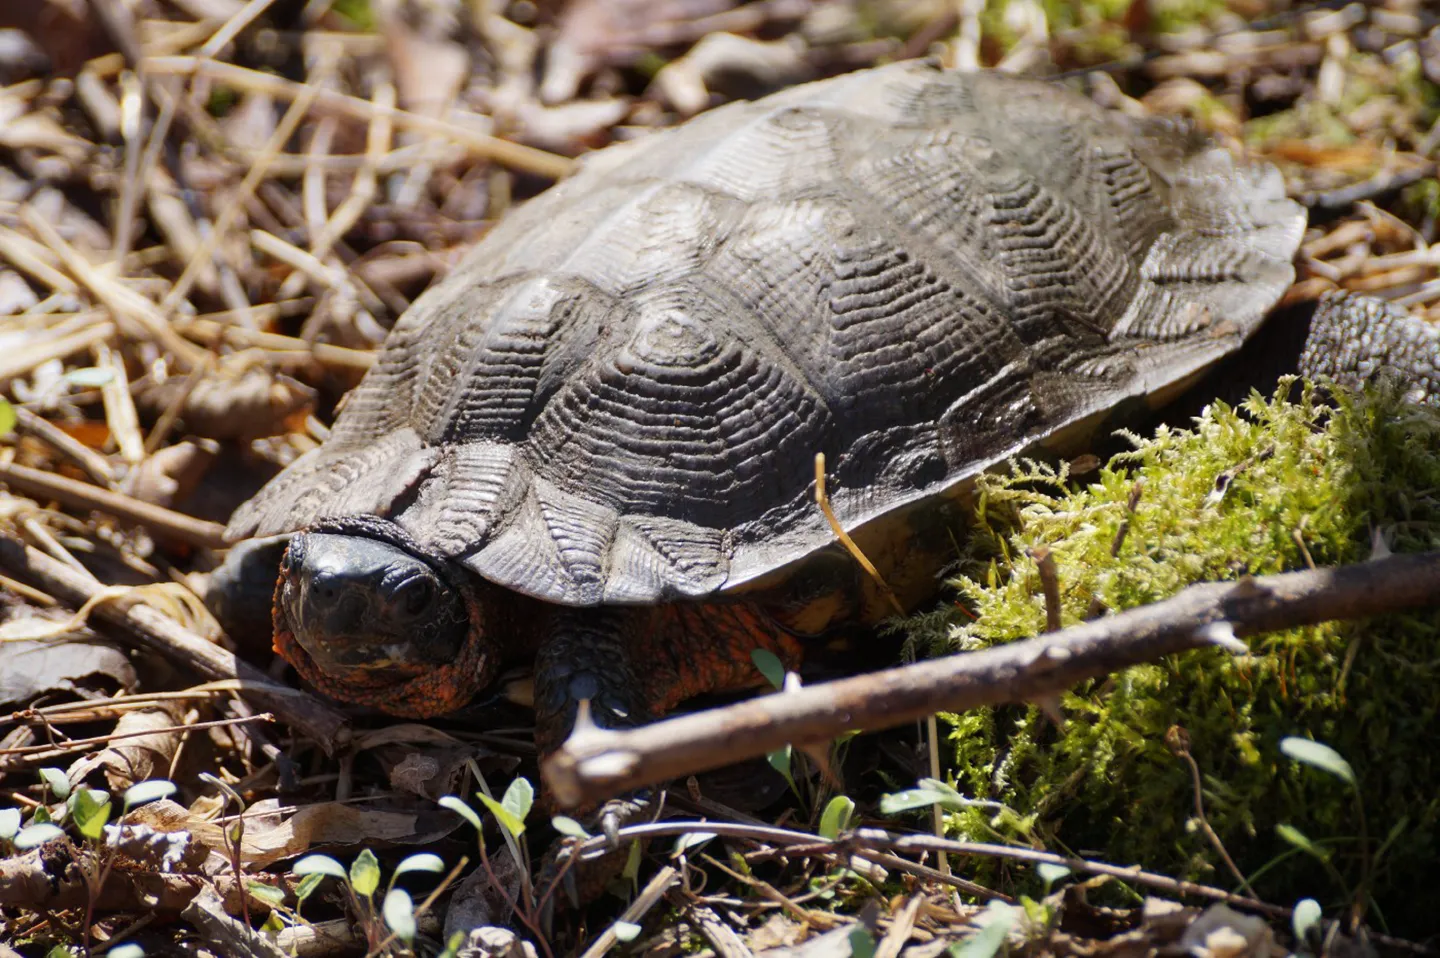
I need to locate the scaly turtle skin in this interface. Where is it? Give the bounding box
[217,61,1310,760]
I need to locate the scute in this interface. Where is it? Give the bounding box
[227,60,1306,606]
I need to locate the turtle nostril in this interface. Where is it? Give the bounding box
[309,570,343,601]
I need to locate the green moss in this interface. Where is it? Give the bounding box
[1395,58,1440,129]
[1401,178,1440,226]
[906,385,1440,935]
[1148,0,1230,35]
[205,85,238,118]
[1245,102,1356,149]
[976,0,1135,62]
[980,0,1131,47]
[330,0,376,31]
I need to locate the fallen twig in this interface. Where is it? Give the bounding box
[0,460,227,549]
[0,713,273,760]
[569,820,1276,919]
[578,866,680,958]
[545,551,1440,807]
[677,899,754,958]
[143,56,576,180]
[173,315,375,371]
[0,538,350,752]
[0,317,115,385]
[14,407,115,486]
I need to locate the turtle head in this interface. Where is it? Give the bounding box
[272,520,488,715]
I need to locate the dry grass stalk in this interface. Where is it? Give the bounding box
[93,341,144,465]
[21,207,207,368]
[0,460,227,548]
[144,56,576,179]
[159,53,334,316]
[0,318,115,385]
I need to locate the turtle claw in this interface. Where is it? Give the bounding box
[599,797,631,849]
[599,792,651,845]
[538,794,652,909]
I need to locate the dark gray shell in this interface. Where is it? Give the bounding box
[227,61,1305,606]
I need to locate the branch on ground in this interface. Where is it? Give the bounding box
[544,550,1440,807]
[0,538,350,752]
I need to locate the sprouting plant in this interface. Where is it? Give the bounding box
[751,649,801,797]
[5,770,177,955]
[879,777,1014,826]
[818,795,855,841]
[1271,737,1395,933]
[199,771,257,928]
[949,900,1019,958]
[5,767,73,852]
[750,649,859,819]
[291,849,448,955]
[1011,862,1071,935]
[440,775,557,955]
[442,774,535,891]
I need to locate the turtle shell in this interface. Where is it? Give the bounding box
[227,61,1305,606]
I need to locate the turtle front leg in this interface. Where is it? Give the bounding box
[532,605,652,760]
[533,601,804,760]
[531,602,802,904]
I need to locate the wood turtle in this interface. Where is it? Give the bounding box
[215,60,1419,768]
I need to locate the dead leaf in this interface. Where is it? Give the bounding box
[124,440,219,509]
[1178,904,1285,958]
[137,365,316,443]
[651,32,807,115]
[0,0,116,74]
[383,11,470,119]
[183,886,289,958]
[377,744,510,801]
[191,798,461,867]
[67,704,184,793]
[0,636,135,706]
[104,799,212,873]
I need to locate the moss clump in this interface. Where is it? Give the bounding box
[330,0,376,31]
[908,384,1440,935]
[1147,0,1232,35]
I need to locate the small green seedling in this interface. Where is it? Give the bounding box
[950,901,1017,958]
[879,778,971,815]
[819,795,856,840]
[293,850,446,949]
[14,823,65,850]
[1036,862,1070,895]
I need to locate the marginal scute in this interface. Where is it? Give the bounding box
[227,428,433,539]
[604,516,729,603]
[229,60,1306,606]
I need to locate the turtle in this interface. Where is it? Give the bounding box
[217,59,1317,769]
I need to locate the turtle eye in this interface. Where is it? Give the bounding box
[389,575,435,616]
